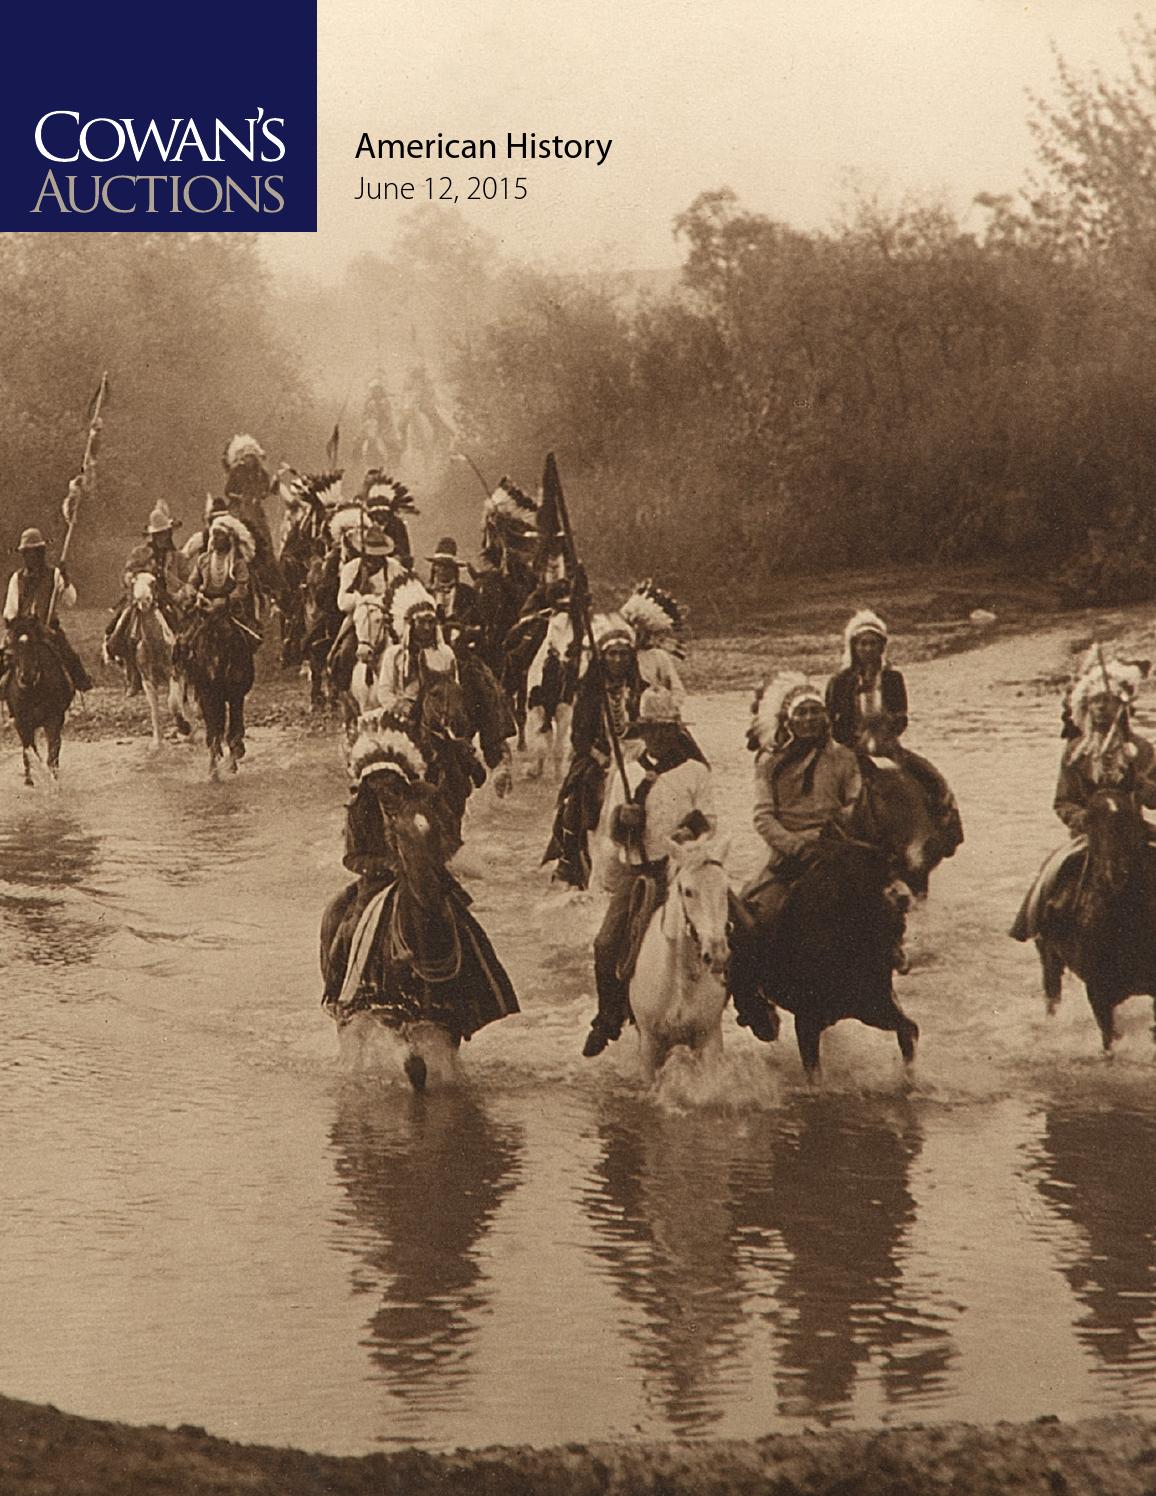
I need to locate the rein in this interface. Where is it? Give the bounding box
[672,856,726,955]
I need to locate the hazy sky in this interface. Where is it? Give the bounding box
[262,0,1140,280]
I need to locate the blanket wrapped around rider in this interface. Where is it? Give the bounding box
[1012,656,1156,941]
[321,723,519,1040]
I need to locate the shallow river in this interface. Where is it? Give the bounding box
[5,628,1156,1455]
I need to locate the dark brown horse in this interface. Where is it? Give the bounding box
[1034,786,1156,1051]
[416,671,487,851]
[174,609,256,778]
[730,756,937,1076]
[319,775,519,1090]
[2,618,73,785]
[856,713,963,897]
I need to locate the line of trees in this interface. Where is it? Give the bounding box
[450,22,1156,606]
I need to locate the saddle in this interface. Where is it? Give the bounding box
[615,866,668,983]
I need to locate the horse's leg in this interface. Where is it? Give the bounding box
[524,705,548,779]
[1088,985,1118,1053]
[20,734,34,787]
[46,717,63,780]
[637,1025,660,1085]
[142,677,162,750]
[169,674,193,737]
[554,702,573,781]
[1038,938,1064,1015]
[795,1012,823,1078]
[227,687,247,765]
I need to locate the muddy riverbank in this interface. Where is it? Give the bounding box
[8,1395,1156,1495]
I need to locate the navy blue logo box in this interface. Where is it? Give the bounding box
[2,0,317,231]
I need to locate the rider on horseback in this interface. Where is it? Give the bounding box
[729,673,860,1040]
[428,537,482,652]
[827,609,963,870]
[1012,655,1156,942]
[543,613,645,890]
[182,513,260,647]
[379,576,458,707]
[825,609,908,747]
[2,527,92,694]
[104,503,188,694]
[329,522,406,694]
[582,686,714,1058]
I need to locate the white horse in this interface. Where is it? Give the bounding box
[105,572,192,750]
[348,595,391,719]
[524,610,580,781]
[629,835,731,1083]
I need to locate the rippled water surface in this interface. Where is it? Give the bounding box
[5,632,1156,1454]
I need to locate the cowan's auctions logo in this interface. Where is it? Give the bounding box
[1,0,316,232]
[32,110,288,216]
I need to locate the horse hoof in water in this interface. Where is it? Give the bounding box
[403,1052,428,1091]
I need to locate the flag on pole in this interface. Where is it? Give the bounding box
[326,423,340,467]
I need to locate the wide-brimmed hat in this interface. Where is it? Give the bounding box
[362,524,395,557]
[427,536,461,566]
[145,504,179,535]
[623,685,691,738]
[16,528,46,551]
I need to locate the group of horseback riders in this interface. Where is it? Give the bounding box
[11,428,1155,1067]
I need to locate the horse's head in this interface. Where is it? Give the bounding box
[667,833,731,977]
[7,618,49,691]
[417,670,472,744]
[856,711,902,759]
[849,754,938,894]
[1086,786,1149,898]
[131,570,158,610]
[353,595,388,658]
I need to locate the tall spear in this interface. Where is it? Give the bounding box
[542,451,633,808]
[50,371,109,620]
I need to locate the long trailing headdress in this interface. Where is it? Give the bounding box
[620,579,686,652]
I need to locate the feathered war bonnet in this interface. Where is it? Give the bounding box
[207,512,256,563]
[348,706,428,787]
[385,573,439,647]
[1067,649,1150,735]
[621,579,686,652]
[361,470,418,515]
[329,504,369,553]
[224,434,265,468]
[482,477,538,555]
[842,608,889,669]
[304,470,345,511]
[592,612,636,652]
[746,671,825,754]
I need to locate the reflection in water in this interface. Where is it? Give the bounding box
[0,808,104,970]
[735,1098,954,1421]
[1035,1109,1156,1384]
[583,1102,749,1434]
[328,1085,523,1411]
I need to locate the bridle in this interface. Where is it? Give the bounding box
[672,854,727,962]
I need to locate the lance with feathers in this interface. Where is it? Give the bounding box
[50,371,109,621]
[542,452,633,811]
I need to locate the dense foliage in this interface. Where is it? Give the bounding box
[0,233,308,587]
[451,24,1156,606]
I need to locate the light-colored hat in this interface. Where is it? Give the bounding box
[623,685,689,738]
[17,528,46,550]
[593,612,635,651]
[145,503,178,535]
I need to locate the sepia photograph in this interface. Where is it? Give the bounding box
[6,1,1156,1490]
